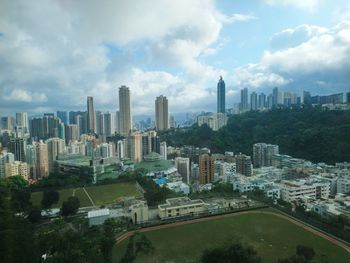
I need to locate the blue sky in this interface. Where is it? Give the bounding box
[0,0,349,117]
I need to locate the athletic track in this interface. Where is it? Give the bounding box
[116,210,350,254]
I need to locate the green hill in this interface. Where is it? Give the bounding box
[160,107,350,164]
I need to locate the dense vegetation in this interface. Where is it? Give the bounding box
[160,107,350,164]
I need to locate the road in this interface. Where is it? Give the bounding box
[116,210,350,254]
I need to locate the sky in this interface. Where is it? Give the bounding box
[0,0,350,117]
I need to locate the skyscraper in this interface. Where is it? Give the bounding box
[240,88,248,111]
[250,92,258,111]
[87,96,95,133]
[258,93,266,109]
[253,143,279,168]
[57,111,68,124]
[46,137,65,173]
[16,112,29,133]
[119,86,132,136]
[273,87,279,106]
[9,137,26,162]
[36,140,49,178]
[217,76,225,113]
[155,95,169,131]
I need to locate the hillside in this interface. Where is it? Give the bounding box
[159,107,350,164]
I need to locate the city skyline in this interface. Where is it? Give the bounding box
[1,0,350,116]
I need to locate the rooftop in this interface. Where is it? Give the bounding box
[87,208,110,218]
[159,197,204,209]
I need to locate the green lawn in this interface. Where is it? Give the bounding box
[31,182,141,208]
[113,212,350,263]
[85,182,141,205]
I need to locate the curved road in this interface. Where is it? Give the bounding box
[116,210,350,254]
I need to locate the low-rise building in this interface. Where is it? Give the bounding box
[278,179,330,202]
[158,197,206,219]
[88,209,110,226]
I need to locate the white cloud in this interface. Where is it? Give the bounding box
[264,0,321,11]
[231,22,350,94]
[4,89,48,102]
[1,0,256,114]
[270,24,327,50]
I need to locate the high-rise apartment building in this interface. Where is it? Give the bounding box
[36,140,49,178]
[128,133,142,163]
[175,157,190,184]
[119,86,132,136]
[253,143,279,168]
[258,93,266,109]
[65,124,79,143]
[46,137,65,173]
[250,92,258,110]
[87,96,95,133]
[217,76,225,113]
[235,153,252,177]
[155,95,169,131]
[240,88,249,111]
[199,154,214,184]
[15,112,29,133]
[9,137,26,162]
[272,87,279,106]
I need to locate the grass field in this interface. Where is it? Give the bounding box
[31,182,141,208]
[113,212,350,263]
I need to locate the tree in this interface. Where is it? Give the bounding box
[200,241,261,263]
[41,189,59,209]
[278,245,317,263]
[27,205,42,223]
[296,245,315,261]
[11,188,31,212]
[119,233,154,263]
[61,196,80,216]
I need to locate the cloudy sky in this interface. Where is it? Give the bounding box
[1,0,350,117]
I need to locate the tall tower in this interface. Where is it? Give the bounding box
[240,88,248,111]
[87,96,95,133]
[46,137,65,173]
[119,86,132,136]
[155,95,169,131]
[36,140,49,178]
[217,76,225,113]
[273,87,279,106]
[250,92,258,110]
[15,112,29,133]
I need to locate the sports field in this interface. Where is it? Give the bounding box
[113,212,350,263]
[31,182,142,208]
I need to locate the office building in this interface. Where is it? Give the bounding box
[119,86,132,136]
[57,111,68,124]
[155,95,169,131]
[87,96,95,133]
[235,153,252,177]
[199,154,214,184]
[217,76,226,113]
